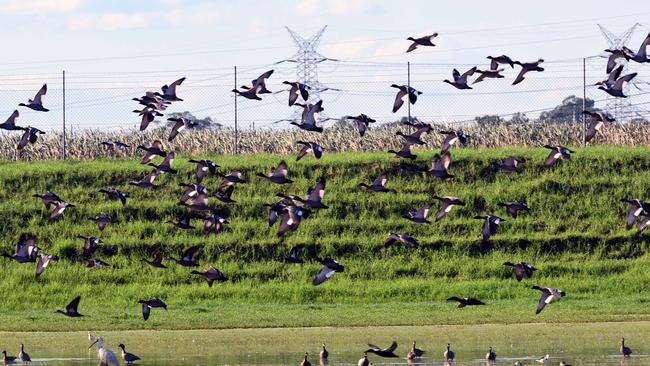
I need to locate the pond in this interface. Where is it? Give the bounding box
[1,322,649,365]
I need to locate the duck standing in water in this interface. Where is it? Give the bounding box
[620,337,632,357]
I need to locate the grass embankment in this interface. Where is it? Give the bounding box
[1,146,650,331]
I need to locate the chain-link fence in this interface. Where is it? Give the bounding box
[0,55,648,159]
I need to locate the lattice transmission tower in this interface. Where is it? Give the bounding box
[597,23,641,122]
[279,25,339,123]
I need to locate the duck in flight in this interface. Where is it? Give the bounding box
[583,110,615,143]
[345,114,376,137]
[444,67,477,89]
[257,160,293,184]
[447,296,486,307]
[512,59,544,85]
[359,173,395,193]
[503,262,537,281]
[0,110,23,131]
[432,195,465,221]
[391,84,421,113]
[191,266,227,287]
[366,341,398,358]
[56,295,83,317]
[283,81,310,106]
[138,297,167,321]
[385,233,419,249]
[406,33,438,53]
[159,77,185,102]
[487,55,515,69]
[532,285,565,314]
[19,84,49,112]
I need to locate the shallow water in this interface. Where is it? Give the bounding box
[2,322,650,365]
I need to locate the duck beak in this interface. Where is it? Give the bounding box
[88,340,98,349]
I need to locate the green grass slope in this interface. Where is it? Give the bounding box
[1,146,650,331]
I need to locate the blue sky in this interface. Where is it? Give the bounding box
[0,0,649,131]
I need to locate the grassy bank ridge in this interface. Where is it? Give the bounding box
[1,146,650,331]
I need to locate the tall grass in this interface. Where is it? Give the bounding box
[1,147,650,330]
[4,121,650,160]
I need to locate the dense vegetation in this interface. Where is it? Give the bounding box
[1,146,650,331]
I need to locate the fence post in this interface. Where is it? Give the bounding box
[407,61,411,130]
[62,70,67,160]
[582,57,586,146]
[234,66,238,154]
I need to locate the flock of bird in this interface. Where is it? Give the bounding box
[2,336,635,366]
[1,29,650,366]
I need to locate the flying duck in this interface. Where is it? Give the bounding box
[56,295,83,317]
[440,130,467,153]
[128,171,159,189]
[313,256,344,285]
[597,71,636,97]
[473,68,505,84]
[0,110,23,131]
[433,195,465,221]
[366,342,398,358]
[159,77,185,102]
[284,244,304,264]
[498,201,530,218]
[86,258,111,268]
[583,110,615,143]
[620,337,632,357]
[532,285,565,314]
[396,125,431,145]
[118,344,140,365]
[290,101,324,133]
[19,84,49,112]
[89,212,115,231]
[444,344,455,362]
[595,64,623,89]
[512,59,544,85]
[303,177,328,209]
[134,106,163,131]
[277,206,311,237]
[475,215,505,241]
[214,185,236,204]
[623,32,650,63]
[406,341,424,360]
[257,160,293,184]
[167,117,196,141]
[296,141,323,160]
[203,212,228,234]
[425,152,453,179]
[138,297,167,321]
[283,81,310,106]
[388,141,417,160]
[1,234,39,263]
[166,215,195,229]
[402,204,432,224]
[217,171,247,189]
[98,188,128,206]
[500,157,525,172]
[487,55,515,69]
[447,296,486,307]
[188,159,219,183]
[620,198,649,229]
[179,182,207,204]
[141,246,167,269]
[251,69,274,94]
[36,253,58,277]
[391,84,422,113]
[167,245,201,267]
[503,262,537,281]
[604,49,631,73]
[32,191,62,209]
[149,151,176,174]
[444,67,478,89]
[17,126,45,150]
[232,85,262,100]
[78,235,101,258]
[385,233,419,249]
[345,114,376,137]
[49,200,75,221]
[101,141,130,155]
[543,145,573,167]
[191,266,227,286]
[137,140,166,164]
[359,173,395,192]
[406,33,438,53]
[264,200,287,227]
